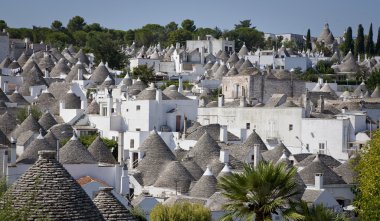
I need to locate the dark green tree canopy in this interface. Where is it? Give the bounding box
[131,65,155,84]
[305,29,312,51]
[234,19,255,29]
[67,16,86,33]
[0,20,7,31]
[340,27,354,56]
[355,24,365,56]
[165,21,178,32]
[181,19,196,32]
[366,23,375,55]
[50,20,63,31]
[376,27,380,55]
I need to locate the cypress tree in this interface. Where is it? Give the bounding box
[305,29,312,51]
[365,23,375,55]
[342,27,354,55]
[355,24,365,56]
[376,27,380,55]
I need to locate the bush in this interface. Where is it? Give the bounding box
[16,105,42,124]
[150,202,212,221]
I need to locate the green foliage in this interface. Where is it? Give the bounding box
[78,134,118,159]
[223,27,264,52]
[168,29,193,46]
[234,20,255,29]
[297,201,348,221]
[299,68,319,82]
[282,39,298,51]
[130,206,147,221]
[67,16,86,33]
[50,20,63,31]
[83,23,103,32]
[165,22,178,33]
[340,27,354,56]
[45,32,71,49]
[315,60,335,74]
[315,41,332,57]
[366,70,380,90]
[0,20,7,31]
[365,23,375,55]
[354,129,380,219]
[355,24,365,56]
[16,105,42,124]
[150,202,211,221]
[72,31,88,47]
[218,162,302,221]
[160,80,192,91]
[132,65,155,84]
[181,19,196,32]
[305,29,312,51]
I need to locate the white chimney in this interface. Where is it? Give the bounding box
[2,150,7,177]
[219,149,229,163]
[10,137,16,165]
[118,132,124,163]
[200,46,205,65]
[3,81,8,93]
[120,164,130,195]
[253,144,261,167]
[220,125,228,143]
[107,95,113,117]
[315,173,323,190]
[80,100,87,109]
[59,100,65,110]
[155,89,162,102]
[178,76,183,93]
[218,94,225,107]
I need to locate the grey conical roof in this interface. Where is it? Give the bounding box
[188,132,221,170]
[333,160,357,184]
[227,52,239,64]
[44,131,58,147]
[226,66,239,76]
[0,88,10,103]
[136,87,170,100]
[38,111,57,131]
[8,60,21,70]
[234,58,245,70]
[244,130,268,151]
[371,86,380,98]
[59,134,97,164]
[74,49,90,66]
[34,91,58,114]
[238,59,254,72]
[318,23,333,43]
[0,129,10,146]
[49,123,74,140]
[93,187,137,221]
[238,43,249,57]
[38,54,55,71]
[181,158,204,180]
[136,130,176,185]
[0,57,12,68]
[86,99,100,114]
[63,90,81,109]
[17,52,29,67]
[0,111,16,135]
[91,62,111,85]
[213,63,228,80]
[189,168,217,198]
[9,90,29,105]
[16,132,55,164]
[211,61,220,73]
[5,150,104,220]
[299,155,346,185]
[297,154,341,168]
[50,58,71,77]
[154,161,194,193]
[66,61,89,82]
[204,61,214,70]
[218,51,229,62]
[261,142,291,163]
[12,114,44,139]
[19,66,47,96]
[353,82,368,97]
[339,56,359,73]
[129,79,147,92]
[217,164,233,179]
[88,136,116,164]
[163,88,189,100]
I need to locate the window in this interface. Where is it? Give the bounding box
[289,124,293,131]
[130,139,135,148]
[111,108,115,113]
[136,128,141,131]
[126,109,129,112]
[246,123,250,129]
[319,143,325,153]
[136,105,140,111]
[305,144,309,151]
[251,155,255,162]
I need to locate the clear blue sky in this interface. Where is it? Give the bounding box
[1,0,379,38]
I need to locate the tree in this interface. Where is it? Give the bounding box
[297,201,348,221]
[305,29,312,51]
[45,32,70,49]
[354,129,380,219]
[181,19,196,32]
[366,23,375,56]
[376,27,380,55]
[235,19,255,29]
[366,69,380,91]
[0,20,7,31]
[340,27,354,56]
[72,31,88,47]
[218,162,302,221]
[223,27,265,52]
[355,24,365,57]
[315,60,335,74]
[124,30,135,45]
[168,29,193,46]
[165,21,178,33]
[16,106,42,124]
[150,202,211,221]
[51,20,63,31]
[131,65,155,84]
[83,23,102,32]
[67,16,86,33]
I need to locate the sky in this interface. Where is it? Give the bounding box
[1,0,379,38]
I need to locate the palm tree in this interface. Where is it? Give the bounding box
[297,201,348,221]
[218,162,302,221]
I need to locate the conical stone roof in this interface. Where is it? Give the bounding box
[154,161,194,193]
[16,130,55,164]
[217,164,233,179]
[226,66,239,76]
[38,111,57,131]
[66,61,89,82]
[5,150,105,220]
[234,58,245,70]
[88,136,116,164]
[17,52,29,67]
[0,129,10,146]
[0,88,10,103]
[238,59,254,72]
[226,52,239,65]
[93,187,137,221]
[9,90,29,105]
[213,63,228,80]
[86,99,100,114]
[0,57,12,68]
[74,49,90,66]
[59,134,97,164]
[63,90,81,109]
[261,142,291,163]
[371,86,380,98]
[91,62,111,85]
[12,114,44,139]
[181,158,204,180]
[136,130,176,185]
[238,43,249,57]
[189,168,217,198]
[0,111,16,135]
[50,58,71,77]
[187,132,220,170]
